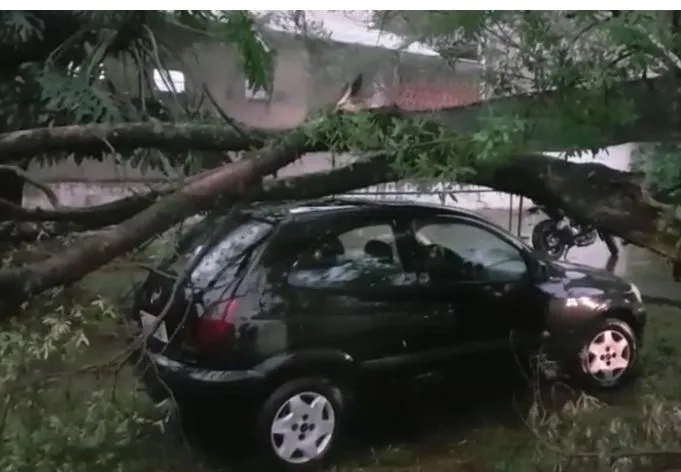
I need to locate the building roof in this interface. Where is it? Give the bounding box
[253,11,483,112]
[396,81,481,111]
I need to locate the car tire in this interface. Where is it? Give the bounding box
[254,377,347,471]
[571,317,639,390]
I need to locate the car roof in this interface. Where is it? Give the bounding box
[245,197,484,221]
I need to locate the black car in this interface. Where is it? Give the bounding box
[131,198,646,470]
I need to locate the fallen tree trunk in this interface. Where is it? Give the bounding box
[0,131,309,300]
[0,73,676,164]
[0,81,367,301]
[10,148,679,261]
[2,74,681,301]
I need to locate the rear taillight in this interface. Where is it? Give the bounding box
[193,298,239,349]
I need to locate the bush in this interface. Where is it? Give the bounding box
[0,290,180,472]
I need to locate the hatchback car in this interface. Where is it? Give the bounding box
[131,198,646,471]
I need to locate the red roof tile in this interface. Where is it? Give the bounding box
[395,81,481,111]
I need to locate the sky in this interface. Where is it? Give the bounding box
[252,10,439,56]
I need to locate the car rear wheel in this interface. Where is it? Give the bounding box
[255,377,346,471]
[574,318,638,390]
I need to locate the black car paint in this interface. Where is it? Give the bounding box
[540,260,645,361]
[132,200,646,411]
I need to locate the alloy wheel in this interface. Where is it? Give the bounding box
[269,391,336,464]
[582,328,632,386]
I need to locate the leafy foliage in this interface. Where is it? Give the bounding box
[4,10,681,472]
[0,11,273,170]
[0,289,178,472]
[364,11,679,167]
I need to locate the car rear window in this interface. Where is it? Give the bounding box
[166,213,273,288]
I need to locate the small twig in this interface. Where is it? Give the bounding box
[202,82,247,140]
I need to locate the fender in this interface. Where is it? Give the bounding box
[545,297,640,362]
[254,349,360,388]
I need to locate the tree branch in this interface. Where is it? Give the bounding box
[0,74,676,169]
[342,73,681,152]
[4,69,681,300]
[0,79,365,301]
[0,122,273,164]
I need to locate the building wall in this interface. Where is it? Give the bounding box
[23,144,635,213]
[26,30,482,185]
[21,27,633,215]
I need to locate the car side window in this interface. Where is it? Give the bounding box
[288,221,415,289]
[413,218,528,283]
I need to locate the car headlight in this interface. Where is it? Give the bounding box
[629,283,642,303]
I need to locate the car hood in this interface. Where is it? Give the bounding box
[539,259,633,299]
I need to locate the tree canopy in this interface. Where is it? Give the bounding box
[1,10,681,299]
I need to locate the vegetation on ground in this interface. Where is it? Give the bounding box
[3,9,681,471]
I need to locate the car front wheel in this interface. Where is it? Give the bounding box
[574,318,639,390]
[255,377,346,471]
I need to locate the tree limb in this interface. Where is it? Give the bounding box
[0,137,302,299]
[342,73,681,152]
[0,80,364,301]
[0,74,676,168]
[0,122,272,164]
[4,69,681,300]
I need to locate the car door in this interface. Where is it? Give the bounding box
[280,208,435,372]
[409,214,546,354]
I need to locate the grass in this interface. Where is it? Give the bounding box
[9,247,681,471]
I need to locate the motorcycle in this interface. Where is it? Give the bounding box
[528,205,619,260]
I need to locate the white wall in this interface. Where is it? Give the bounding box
[346,143,634,210]
[23,143,634,212]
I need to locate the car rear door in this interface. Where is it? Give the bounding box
[272,207,441,373]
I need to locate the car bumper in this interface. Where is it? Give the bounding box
[135,352,267,413]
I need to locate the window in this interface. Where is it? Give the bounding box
[189,220,269,287]
[153,69,186,93]
[66,61,106,80]
[288,222,413,289]
[413,219,527,282]
[244,79,269,100]
[166,216,272,288]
